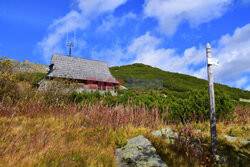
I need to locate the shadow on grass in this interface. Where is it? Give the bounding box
[216,139,250,167]
[147,135,200,167]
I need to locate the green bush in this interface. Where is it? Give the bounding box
[69,88,235,123]
[69,91,103,105]
[16,72,46,86]
[0,56,19,101]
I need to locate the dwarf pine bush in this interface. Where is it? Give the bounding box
[69,88,235,123]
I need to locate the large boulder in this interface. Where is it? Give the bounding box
[116,135,167,167]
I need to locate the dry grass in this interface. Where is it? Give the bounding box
[0,84,249,167]
[0,101,163,166]
[1,100,249,167]
[163,105,250,167]
[1,59,250,166]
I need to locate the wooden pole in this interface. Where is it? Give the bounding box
[206,43,217,154]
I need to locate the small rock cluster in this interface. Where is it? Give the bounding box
[150,128,178,142]
[116,126,249,166]
[116,135,167,167]
[224,135,250,144]
[151,128,204,156]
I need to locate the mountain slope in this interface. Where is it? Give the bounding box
[110,63,250,100]
[10,59,48,73]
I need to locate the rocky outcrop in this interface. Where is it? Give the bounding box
[9,59,48,73]
[116,135,167,167]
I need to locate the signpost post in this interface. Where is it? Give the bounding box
[206,43,217,154]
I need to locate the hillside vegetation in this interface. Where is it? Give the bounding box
[110,63,250,100]
[6,59,250,100]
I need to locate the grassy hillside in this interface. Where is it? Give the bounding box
[1,57,250,166]
[110,63,250,100]
[6,58,249,100]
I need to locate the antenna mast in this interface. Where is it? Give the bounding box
[66,30,75,57]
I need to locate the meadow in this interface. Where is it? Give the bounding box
[0,57,249,166]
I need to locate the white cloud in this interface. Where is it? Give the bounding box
[196,23,250,90]
[37,0,250,90]
[126,23,250,90]
[143,0,232,36]
[95,23,250,90]
[127,32,205,74]
[92,46,126,66]
[97,12,137,32]
[37,11,87,61]
[93,31,206,74]
[76,0,127,17]
[37,0,127,62]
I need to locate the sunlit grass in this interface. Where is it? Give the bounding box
[0,102,249,166]
[0,101,161,166]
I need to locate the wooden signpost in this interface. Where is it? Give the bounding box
[206,43,218,154]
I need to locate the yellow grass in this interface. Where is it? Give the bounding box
[0,115,153,166]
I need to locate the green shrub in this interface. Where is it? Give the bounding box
[69,90,104,105]
[16,72,46,86]
[69,88,235,123]
[0,56,19,101]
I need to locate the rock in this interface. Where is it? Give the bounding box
[151,128,178,143]
[151,128,204,156]
[151,128,170,137]
[215,154,227,164]
[196,129,202,133]
[242,126,249,130]
[224,135,250,144]
[116,135,168,167]
[241,139,250,144]
[224,135,237,142]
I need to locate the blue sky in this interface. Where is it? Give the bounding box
[0,0,250,90]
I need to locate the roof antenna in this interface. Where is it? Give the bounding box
[66,30,75,57]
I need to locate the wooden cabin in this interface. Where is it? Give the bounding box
[38,54,119,93]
